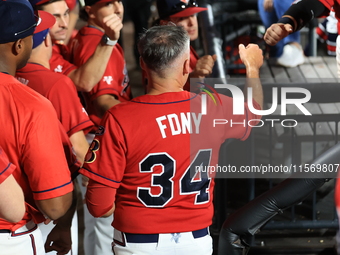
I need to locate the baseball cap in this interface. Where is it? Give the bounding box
[29,0,50,6]
[30,0,77,10]
[32,10,56,48]
[0,0,38,44]
[84,0,111,6]
[157,0,207,20]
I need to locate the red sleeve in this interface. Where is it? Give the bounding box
[239,99,261,141]
[80,111,126,188]
[86,179,116,218]
[83,46,122,101]
[0,147,15,184]
[215,95,261,141]
[47,76,94,136]
[22,99,73,200]
[318,0,335,10]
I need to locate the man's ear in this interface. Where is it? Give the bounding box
[139,57,146,71]
[44,33,51,47]
[183,58,190,75]
[12,39,23,56]
[159,19,169,26]
[85,6,95,19]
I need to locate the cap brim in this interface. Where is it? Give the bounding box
[30,0,51,7]
[34,10,56,34]
[86,0,112,6]
[170,7,207,18]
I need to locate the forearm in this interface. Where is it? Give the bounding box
[94,94,120,118]
[68,44,114,92]
[53,189,78,230]
[244,67,263,110]
[69,130,89,165]
[36,191,73,220]
[86,179,116,218]
[0,175,25,223]
[278,0,328,32]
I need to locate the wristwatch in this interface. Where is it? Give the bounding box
[101,35,117,46]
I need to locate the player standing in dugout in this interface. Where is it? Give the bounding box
[0,0,74,254]
[262,0,340,250]
[80,25,264,254]
[142,0,217,91]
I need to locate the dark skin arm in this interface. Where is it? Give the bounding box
[264,0,328,46]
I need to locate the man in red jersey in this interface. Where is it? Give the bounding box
[0,0,73,254]
[150,0,217,91]
[71,1,131,254]
[31,0,123,93]
[0,147,25,223]
[71,0,132,126]
[16,11,93,164]
[81,25,263,254]
[15,10,94,255]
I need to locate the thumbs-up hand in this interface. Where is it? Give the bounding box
[239,44,263,71]
[264,23,293,46]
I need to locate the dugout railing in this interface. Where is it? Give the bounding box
[211,83,340,254]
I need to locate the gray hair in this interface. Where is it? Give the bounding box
[138,25,190,76]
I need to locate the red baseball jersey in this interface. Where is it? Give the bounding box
[314,0,340,30]
[50,43,77,76]
[71,25,132,126]
[318,0,340,15]
[0,146,15,184]
[16,63,94,136]
[0,73,73,231]
[189,45,199,72]
[81,91,260,233]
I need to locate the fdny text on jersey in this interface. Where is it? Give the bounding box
[156,112,202,138]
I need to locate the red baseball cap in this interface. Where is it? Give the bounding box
[32,10,55,48]
[157,0,207,20]
[35,10,56,34]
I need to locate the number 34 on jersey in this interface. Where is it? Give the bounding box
[137,149,212,208]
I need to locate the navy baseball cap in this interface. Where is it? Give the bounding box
[30,0,49,6]
[84,0,112,6]
[157,0,207,20]
[0,0,38,44]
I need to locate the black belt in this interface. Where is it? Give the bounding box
[124,227,208,243]
[0,230,11,233]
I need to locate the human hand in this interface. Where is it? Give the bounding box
[45,224,72,255]
[43,218,52,225]
[81,175,89,187]
[191,54,217,78]
[263,0,274,12]
[102,13,123,41]
[238,44,263,71]
[264,23,293,46]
